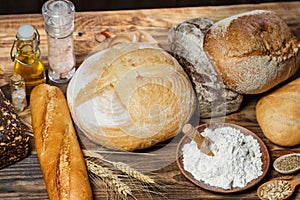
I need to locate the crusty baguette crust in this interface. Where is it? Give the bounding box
[30,84,92,200]
[256,78,300,146]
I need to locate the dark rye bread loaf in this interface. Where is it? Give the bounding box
[203,10,300,94]
[0,89,30,169]
[168,18,243,118]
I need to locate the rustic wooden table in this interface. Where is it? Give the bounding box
[1,1,300,199]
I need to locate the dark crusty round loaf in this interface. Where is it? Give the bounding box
[0,89,30,169]
[203,10,300,94]
[168,18,243,118]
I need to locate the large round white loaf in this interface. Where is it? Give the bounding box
[203,10,300,94]
[67,43,196,151]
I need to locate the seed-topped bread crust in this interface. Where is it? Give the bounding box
[0,89,30,169]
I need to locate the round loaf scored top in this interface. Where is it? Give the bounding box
[203,10,300,94]
[67,43,196,151]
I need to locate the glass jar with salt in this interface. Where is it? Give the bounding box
[10,74,27,112]
[42,0,76,83]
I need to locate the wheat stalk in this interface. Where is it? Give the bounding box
[83,150,156,185]
[83,149,164,199]
[112,162,155,184]
[83,149,103,159]
[86,159,133,198]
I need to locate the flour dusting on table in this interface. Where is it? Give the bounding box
[182,126,263,189]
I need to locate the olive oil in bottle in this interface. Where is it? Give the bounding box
[10,24,46,95]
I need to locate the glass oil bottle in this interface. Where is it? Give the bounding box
[10,24,46,95]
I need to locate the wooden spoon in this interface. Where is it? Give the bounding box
[182,124,214,156]
[257,177,300,200]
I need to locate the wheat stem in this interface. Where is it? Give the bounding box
[83,149,104,159]
[83,150,156,185]
[113,162,155,184]
[86,159,133,197]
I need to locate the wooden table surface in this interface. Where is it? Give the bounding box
[1,1,300,199]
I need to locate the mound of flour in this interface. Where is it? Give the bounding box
[182,126,263,189]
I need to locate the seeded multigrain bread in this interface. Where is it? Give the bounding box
[256,78,300,146]
[0,89,30,169]
[203,10,300,94]
[30,84,92,200]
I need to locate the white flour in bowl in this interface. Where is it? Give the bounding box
[182,126,263,189]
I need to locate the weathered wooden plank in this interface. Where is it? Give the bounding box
[0,2,300,199]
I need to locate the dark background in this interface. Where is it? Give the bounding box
[0,0,296,15]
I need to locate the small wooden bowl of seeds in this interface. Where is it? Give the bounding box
[273,153,300,174]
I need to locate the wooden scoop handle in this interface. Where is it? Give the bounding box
[182,124,214,156]
[290,177,300,189]
[182,124,205,145]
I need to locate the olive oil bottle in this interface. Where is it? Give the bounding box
[10,24,46,95]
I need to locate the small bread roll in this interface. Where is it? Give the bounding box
[256,78,300,146]
[204,10,300,94]
[30,84,92,200]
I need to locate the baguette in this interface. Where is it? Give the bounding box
[30,84,92,200]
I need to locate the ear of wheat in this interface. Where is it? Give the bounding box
[112,161,155,184]
[86,159,133,198]
[83,150,163,200]
[82,150,155,184]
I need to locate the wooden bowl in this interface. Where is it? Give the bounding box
[176,122,270,193]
